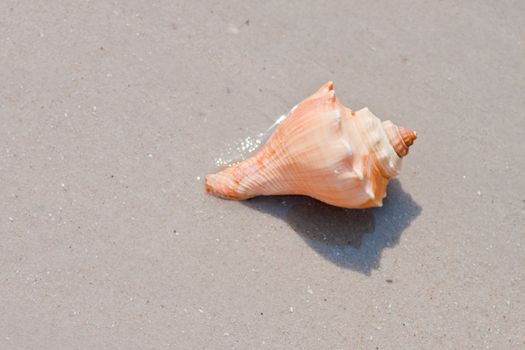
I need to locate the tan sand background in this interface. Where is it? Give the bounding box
[1,1,524,348]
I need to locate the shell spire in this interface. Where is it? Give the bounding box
[205,82,417,209]
[382,121,417,158]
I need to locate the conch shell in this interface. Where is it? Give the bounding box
[205,82,416,208]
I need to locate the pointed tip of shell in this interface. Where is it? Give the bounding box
[394,126,416,157]
[382,121,417,158]
[205,172,248,200]
[399,127,417,148]
[204,175,215,194]
[205,174,230,198]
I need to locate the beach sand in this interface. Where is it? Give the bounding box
[1,1,524,348]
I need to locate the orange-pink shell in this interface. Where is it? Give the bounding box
[205,82,416,208]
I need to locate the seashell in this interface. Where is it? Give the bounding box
[205,82,416,208]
